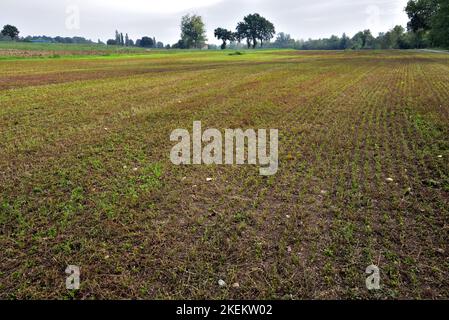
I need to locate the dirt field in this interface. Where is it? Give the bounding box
[0,41,147,58]
[0,49,448,299]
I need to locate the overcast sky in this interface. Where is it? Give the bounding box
[1,0,409,44]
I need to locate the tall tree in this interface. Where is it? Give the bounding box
[405,0,438,33]
[274,32,295,48]
[1,25,20,40]
[390,25,406,49]
[362,30,375,48]
[429,0,449,48]
[125,33,129,46]
[405,0,449,48]
[352,30,374,49]
[243,14,260,48]
[340,33,351,49]
[115,30,120,44]
[139,37,154,48]
[258,19,275,47]
[214,28,234,49]
[238,14,275,48]
[351,32,364,49]
[180,14,207,49]
[236,22,251,48]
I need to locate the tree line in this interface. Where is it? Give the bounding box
[263,26,419,50]
[259,0,448,50]
[106,30,165,48]
[214,14,275,49]
[1,1,448,50]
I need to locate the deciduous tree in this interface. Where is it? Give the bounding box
[1,25,19,40]
[214,28,234,49]
[180,14,207,49]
